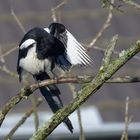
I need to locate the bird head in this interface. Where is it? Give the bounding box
[48,23,66,38]
[19,27,48,59]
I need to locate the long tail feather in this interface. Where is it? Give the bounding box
[34,72,73,133]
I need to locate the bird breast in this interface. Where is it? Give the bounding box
[19,47,49,75]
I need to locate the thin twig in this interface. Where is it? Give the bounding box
[51,9,57,22]
[120,97,132,140]
[23,79,40,133]
[121,0,140,10]
[87,0,114,49]
[102,34,118,68]
[51,0,67,22]
[10,0,26,33]
[0,45,5,63]
[0,66,18,78]
[69,84,85,140]
[4,98,43,140]
[124,97,129,140]
[85,44,140,61]
[29,95,39,131]
[0,46,18,59]
[0,45,18,78]
[0,0,26,60]
[53,0,67,11]
[77,108,85,140]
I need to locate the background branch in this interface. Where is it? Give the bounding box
[10,0,26,33]
[120,97,132,140]
[51,0,67,22]
[120,0,140,10]
[69,84,85,140]
[87,0,114,49]
[0,46,18,60]
[1,74,140,127]
[4,98,43,140]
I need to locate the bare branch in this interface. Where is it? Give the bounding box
[1,70,140,128]
[1,72,140,128]
[29,95,39,131]
[69,84,85,140]
[51,0,67,22]
[120,97,132,140]
[121,0,140,10]
[0,45,5,63]
[51,9,57,22]
[0,46,18,59]
[107,76,140,83]
[0,77,85,127]
[101,34,118,69]
[0,0,26,60]
[77,108,85,140]
[4,98,43,140]
[89,45,140,61]
[0,66,18,78]
[10,0,26,33]
[87,0,114,49]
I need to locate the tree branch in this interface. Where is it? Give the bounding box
[0,46,18,60]
[121,0,140,10]
[69,83,85,140]
[51,0,67,22]
[101,35,118,69]
[10,0,26,33]
[29,37,140,140]
[1,75,140,127]
[4,98,43,140]
[87,0,114,49]
[121,97,132,140]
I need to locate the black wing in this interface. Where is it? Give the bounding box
[36,34,65,59]
[24,27,66,59]
[47,23,92,66]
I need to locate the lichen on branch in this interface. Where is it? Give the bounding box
[29,37,140,140]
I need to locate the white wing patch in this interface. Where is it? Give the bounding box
[20,39,36,49]
[44,28,50,33]
[66,30,92,65]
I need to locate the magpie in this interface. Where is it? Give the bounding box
[17,22,92,133]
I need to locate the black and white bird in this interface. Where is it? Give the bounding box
[17,23,92,133]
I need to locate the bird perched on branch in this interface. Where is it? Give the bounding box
[17,22,92,133]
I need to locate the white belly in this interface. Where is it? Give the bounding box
[19,47,49,75]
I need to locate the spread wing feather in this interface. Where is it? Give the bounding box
[65,30,92,65]
[44,23,93,69]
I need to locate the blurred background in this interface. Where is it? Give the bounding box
[0,0,140,139]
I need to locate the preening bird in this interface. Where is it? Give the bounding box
[17,22,92,133]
